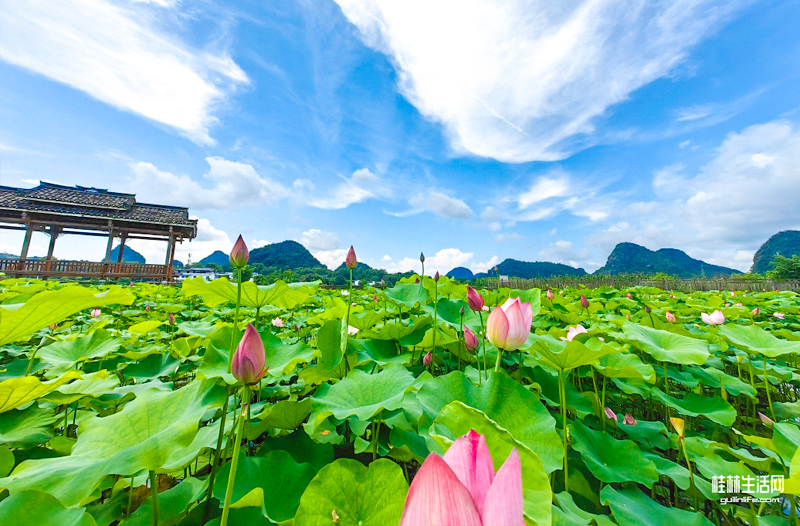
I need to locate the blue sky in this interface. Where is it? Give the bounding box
[1,0,798,274]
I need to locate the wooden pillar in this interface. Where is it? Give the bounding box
[44,226,62,274]
[116,233,127,264]
[166,234,177,281]
[20,222,33,260]
[104,222,115,263]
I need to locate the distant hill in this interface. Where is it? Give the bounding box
[110,245,145,264]
[250,240,325,269]
[173,260,184,269]
[447,266,474,280]
[334,262,373,272]
[751,230,800,274]
[0,252,17,259]
[475,258,587,279]
[200,250,230,267]
[595,242,740,278]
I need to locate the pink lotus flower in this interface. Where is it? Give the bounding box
[486,297,532,351]
[701,310,725,325]
[546,289,554,301]
[623,414,637,426]
[271,317,285,328]
[758,412,774,428]
[90,308,101,318]
[561,324,588,342]
[466,285,484,312]
[604,407,618,421]
[423,351,433,366]
[774,312,785,320]
[665,311,676,323]
[626,293,632,299]
[735,303,743,307]
[752,307,759,316]
[580,295,589,309]
[231,323,267,385]
[373,293,378,302]
[464,326,479,351]
[399,430,523,526]
[168,313,175,325]
[145,305,151,312]
[435,271,440,282]
[229,235,249,269]
[345,246,357,270]
[731,292,737,297]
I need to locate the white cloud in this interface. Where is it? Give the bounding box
[0,0,247,144]
[382,248,475,275]
[407,191,474,219]
[313,249,349,270]
[129,157,288,210]
[518,175,570,208]
[538,240,589,267]
[470,255,499,274]
[334,0,746,162]
[301,229,341,252]
[308,168,390,209]
[381,254,392,261]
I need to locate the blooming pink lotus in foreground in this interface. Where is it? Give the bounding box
[486,297,533,351]
[399,430,523,526]
[561,324,588,342]
[701,310,725,325]
[231,323,267,385]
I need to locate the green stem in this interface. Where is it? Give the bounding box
[680,440,698,510]
[494,346,504,373]
[204,386,231,520]
[559,369,569,492]
[127,475,135,517]
[762,357,776,421]
[25,347,41,376]
[479,311,487,384]
[228,268,243,374]
[221,385,249,526]
[149,470,159,526]
[601,376,607,433]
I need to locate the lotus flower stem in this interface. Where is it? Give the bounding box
[558,369,569,492]
[221,385,249,526]
[494,346,504,373]
[601,376,607,433]
[433,279,438,372]
[228,268,243,374]
[127,476,134,517]
[478,311,487,384]
[762,358,776,421]
[149,470,159,526]
[204,385,231,520]
[344,268,354,376]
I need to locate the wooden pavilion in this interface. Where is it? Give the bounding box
[0,182,197,281]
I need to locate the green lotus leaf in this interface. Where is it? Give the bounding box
[532,338,617,372]
[0,403,57,446]
[177,318,218,337]
[245,398,312,440]
[570,420,659,486]
[595,352,656,383]
[618,419,669,451]
[650,387,737,426]
[643,452,691,490]
[360,317,431,341]
[0,285,135,346]
[127,320,163,334]
[42,370,120,405]
[213,451,316,522]
[37,329,122,372]
[182,277,318,309]
[414,370,562,473]
[687,366,757,398]
[0,371,81,413]
[420,297,481,329]
[431,401,552,526]
[0,379,225,506]
[621,321,709,365]
[382,282,429,309]
[720,324,800,357]
[258,429,334,473]
[126,476,205,526]
[305,364,415,435]
[553,492,615,526]
[0,490,97,526]
[348,308,388,331]
[600,486,713,526]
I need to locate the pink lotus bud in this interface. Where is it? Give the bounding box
[626,293,632,299]
[420,252,425,263]
[645,305,651,314]
[670,294,674,299]
[294,325,299,331]
[701,310,725,325]
[345,246,357,270]
[735,303,743,307]
[665,311,676,323]
[752,307,759,316]
[145,305,151,312]
[231,323,267,385]
[604,407,618,421]
[168,313,175,325]
[434,271,440,282]
[546,289,554,301]
[623,414,637,426]
[373,293,378,302]
[271,317,285,328]
[423,351,433,366]
[580,296,589,309]
[486,297,532,351]
[758,412,774,428]
[380,279,386,287]
[90,308,101,318]
[229,235,249,269]
[774,312,785,320]
[460,306,465,316]
[466,285,484,312]
[415,278,420,284]
[625,313,631,320]
[49,323,58,331]
[464,326,479,351]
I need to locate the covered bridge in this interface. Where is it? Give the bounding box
[0,182,197,281]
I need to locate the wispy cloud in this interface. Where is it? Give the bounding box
[334,0,748,162]
[0,0,248,144]
[306,168,392,209]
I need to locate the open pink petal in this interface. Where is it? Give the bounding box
[482,448,524,526]
[503,298,528,349]
[399,454,482,526]
[486,307,510,349]
[520,300,533,329]
[443,430,495,516]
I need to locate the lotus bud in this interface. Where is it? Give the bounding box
[231,323,267,385]
[604,407,618,421]
[626,293,632,299]
[415,278,420,284]
[345,246,357,270]
[701,310,725,325]
[486,297,533,351]
[434,271,440,282]
[665,311,676,323]
[625,313,631,320]
[580,295,589,309]
[168,313,175,325]
[758,412,774,428]
[229,235,249,269]
[466,285,485,312]
[423,351,432,366]
[731,292,736,297]
[751,307,759,316]
[420,252,425,263]
[460,306,465,316]
[373,293,378,302]
[90,307,101,317]
[380,279,386,287]
[49,323,58,331]
[546,289,554,301]
[670,417,685,439]
[464,326,479,351]
[774,312,785,320]
[145,305,151,312]
[645,305,651,314]
[623,414,637,426]
[294,324,299,331]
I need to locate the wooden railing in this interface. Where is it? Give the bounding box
[0,259,171,281]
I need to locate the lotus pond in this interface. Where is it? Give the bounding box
[0,274,798,526]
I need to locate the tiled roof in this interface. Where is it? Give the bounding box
[0,183,197,234]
